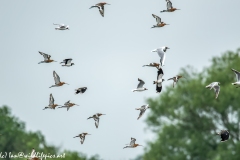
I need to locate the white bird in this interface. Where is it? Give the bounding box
[132,78,148,92]
[49,71,69,88]
[231,68,240,88]
[135,105,150,120]
[27,148,40,160]
[60,58,74,67]
[73,133,91,144]
[53,23,69,30]
[153,68,165,93]
[123,138,142,149]
[151,46,170,66]
[206,82,220,99]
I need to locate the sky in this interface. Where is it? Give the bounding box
[0,0,240,160]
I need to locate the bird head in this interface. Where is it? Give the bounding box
[144,88,148,90]
[71,63,75,66]
[135,144,143,147]
[66,26,70,30]
[98,113,106,117]
[162,79,165,82]
[84,133,91,135]
[62,82,69,85]
[162,46,170,52]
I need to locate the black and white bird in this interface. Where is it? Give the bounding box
[142,63,160,69]
[153,68,164,93]
[160,0,180,13]
[53,23,69,30]
[231,68,240,88]
[206,82,220,99]
[89,2,110,17]
[132,78,148,92]
[73,133,91,144]
[75,87,87,94]
[151,14,169,28]
[135,105,150,120]
[151,46,170,66]
[60,58,74,67]
[216,130,229,142]
[87,113,106,128]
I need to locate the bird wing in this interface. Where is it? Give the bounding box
[53,71,60,84]
[140,105,147,110]
[80,134,85,144]
[157,68,164,80]
[213,85,220,98]
[64,58,72,65]
[152,14,161,24]
[137,78,145,88]
[156,49,165,66]
[156,84,162,93]
[167,0,173,10]
[49,94,54,105]
[231,68,240,82]
[39,51,49,60]
[138,109,146,120]
[98,6,104,17]
[94,117,99,128]
[130,138,136,146]
[59,24,66,28]
[64,100,70,105]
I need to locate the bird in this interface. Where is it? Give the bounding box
[53,23,69,30]
[38,51,57,64]
[73,133,91,144]
[87,113,106,128]
[123,137,142,149]
[142,63,160,69]
[89,2,110,17]
[132,78,148,92]
[75,87,87,94]
[151,46,170,66]
[43,94,61,110]
[168,75,184,88]
[58,100,79,111]
[231,68,240,88]
[27,148,40,160]
[153,68,164,93]
[60,58,74,67]
[206,82,220,99]
[160,0,180,13]
[49,71,69,88]
[135,104,150,120]
[151,14,169,28]
[216,130,229,142]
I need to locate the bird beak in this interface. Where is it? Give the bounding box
[106,3,110,5]
[151,49,157,52]
[65,83,69,85]
[165,24,170,25]
[75,104,79,106]
[87,134,91,135]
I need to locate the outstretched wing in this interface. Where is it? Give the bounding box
[213,85,220,99]
[49,94,54,105]
[157,68,164,80]
[94,117,99,128]
[137,78,145,88]
[156,49,165,66]
[53,71,60,84]
[130,138,136,146]
[64,100,70,105]
[80,135,85,144]
[138,110,146,120]
[167,0,173,10]
[152,14,161,24]
[39,51,50,60]
[231,68,240,82]
[98,6,104,17]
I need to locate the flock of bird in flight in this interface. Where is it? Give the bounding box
[12,0,240,159]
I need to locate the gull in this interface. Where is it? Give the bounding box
[142,63,160,69]
[49,71,69,88]
[43,94,61,110]
[75,87,87,94]
[231,68,240,88]
[168,75,184,88]
[216,130,229,142]
[153,68,165,93]
[27,148,40,160]
[151,14,169,28]
[206,82,220,99]
[89,2,110,17]
[132,78,148,92]
[151,46,170,66]
[123,138,142,149]
[38,51,57,64]
[87,113,106,128]
[53,23,69,30]
[135,104,150,120]
[73,133,91,144]
[58,100,79,111]
[161,0,180,13]
[60,58,74,67]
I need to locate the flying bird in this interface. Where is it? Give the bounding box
[43,94,61,110]
[89,2,110,17]
[87,113,106,128]
[151,14,169,28]
[231,68,240,88]
[75,87,87,94]
[132,78,148,92]
[168,75,184,88]
[27,148,40,160]
[60,58,74,67]
[53,23,69,30]
[142,63,160,69]
[49,71,69,88]
[206,82,220,99]
[216,130,229,142]
[73,133,91,144]
[38,51,56,64]
[135,105,150,120]
[58,100,79,111]
[153,68,165,93]
[151,46,170,66]
[123,137,142,149]
[161,0,180,13]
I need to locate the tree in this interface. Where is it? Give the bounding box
[142,49,240,160]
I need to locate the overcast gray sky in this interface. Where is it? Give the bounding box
[0,0,240,160]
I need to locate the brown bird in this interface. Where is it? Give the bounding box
[89,2,110,17]
[58,100,79,111]
[87,113,106,128]
[160,0,180,13]
[38,51,57,64]
[73,133,91,144]
[136,104,150,120]
[151,14,169,28]
[49,71,69,88]
[168,75,184,88]
[123,137,142,149]
[27,148,40,160]
[43,94,61,110]
[142,63,160,69]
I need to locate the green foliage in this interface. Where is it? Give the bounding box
[0,106,99,160]
[142,49,240,160]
